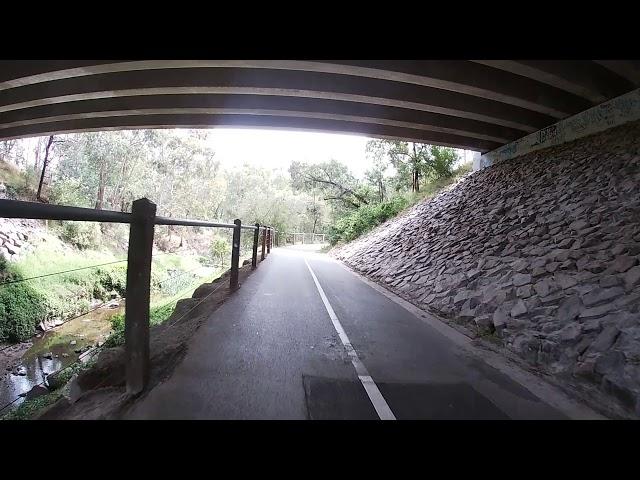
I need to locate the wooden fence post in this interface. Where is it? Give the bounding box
[267,227,271,254]
[125,198,156,395]
[252,223,260,269]
[261,226,266,260]
[230,219,241,289]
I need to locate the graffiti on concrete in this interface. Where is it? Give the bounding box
[477,88,640,169]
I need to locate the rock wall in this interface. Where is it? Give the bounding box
[335,120,640,419]
[0,218,37,262]
[0,182,42,262]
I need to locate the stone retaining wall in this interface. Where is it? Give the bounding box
[335,120,640,418]
[0,183,41,262]
[0,218,36,262]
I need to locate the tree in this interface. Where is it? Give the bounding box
[0,140,16,164]
[364,141,391,203]
[36,135,65,201]
[365,140,459,192]
[388,141,431,193]
[289,160,370,210]
[210,235,231,266]
[428,145,458,179]
[305,192,326,234]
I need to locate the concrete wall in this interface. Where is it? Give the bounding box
[476,88,640,170]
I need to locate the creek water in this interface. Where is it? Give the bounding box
[0,263,233,415]
[0,301,124,413]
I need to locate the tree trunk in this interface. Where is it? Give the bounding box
[36,136,55,201]
[378,178,385,202]
[95,161,106,210]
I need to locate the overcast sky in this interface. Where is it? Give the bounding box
[205,128,473,177]
[206,128,370,176]
[14,128,474,178]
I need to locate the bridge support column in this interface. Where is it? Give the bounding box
[230,219,241,289]
[125,198,156,396]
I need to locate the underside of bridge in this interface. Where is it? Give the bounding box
[1,60,640,152]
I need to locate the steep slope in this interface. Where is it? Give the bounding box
[335,120,640,418]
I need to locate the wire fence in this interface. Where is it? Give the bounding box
[0,197,276,402]
[0,259,127,288]
[0,250,180,289]
[0,251,197,349]
[0,258,233,415]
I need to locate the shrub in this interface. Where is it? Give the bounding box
[49,178,87,207]
[104,302,176,348]
[329,196,408,245]
[94,265,127,299]
[209,236,231,266]
[59,221,102,249]
[103,312,125,348]
[0,257,47,342]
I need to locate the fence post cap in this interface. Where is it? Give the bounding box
[132,197,156,207]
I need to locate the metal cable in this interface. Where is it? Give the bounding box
[0,301,118,354]
[156,264,227,287]
[0,259,127,288]
[166,279,227,329]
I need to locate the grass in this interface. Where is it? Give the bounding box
[104,266,226,348]
[6,238,127,337]
[3,260,227,419]
[1,225,220,343]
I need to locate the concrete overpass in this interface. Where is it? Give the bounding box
[1,60,639,153]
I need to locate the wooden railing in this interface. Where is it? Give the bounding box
[0,197,276,395]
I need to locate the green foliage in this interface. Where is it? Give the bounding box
[453,160,473,177]
[0,159,34,199]
[0,256,47,342]
[428,145,458,180]
[50,178,89,207]
[1,389,62,420]
[329,196,409,244]
[59,221,102,249]
[104,301,177,348]
[93,265,127,299]
[104,312,125,348]
[209,235,231,266]
[327,157,471,245]
[290,160,371,212]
